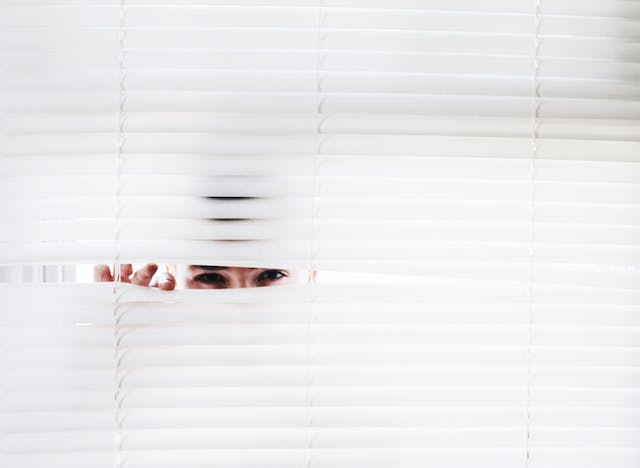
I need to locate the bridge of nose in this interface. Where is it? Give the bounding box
[226,268,255,289]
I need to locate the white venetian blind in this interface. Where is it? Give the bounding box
[2,1,640,468]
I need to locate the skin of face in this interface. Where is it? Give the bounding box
[172,265,309,290]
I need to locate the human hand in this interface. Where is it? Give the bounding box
[93,263,176,290]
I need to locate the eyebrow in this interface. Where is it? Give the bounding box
[189,265,228,271]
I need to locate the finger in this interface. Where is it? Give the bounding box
[130,264,158,286]
[150,272,176,291]
[94,264,113,282]
[119,264,133,283]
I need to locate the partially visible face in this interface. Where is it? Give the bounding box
[174,265,308,289]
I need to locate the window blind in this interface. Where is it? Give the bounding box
[2,1,640,468]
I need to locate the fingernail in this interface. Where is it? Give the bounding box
[158,273,175,290]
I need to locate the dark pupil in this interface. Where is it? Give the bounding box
[197,273,225,284]
[261,270,282,281]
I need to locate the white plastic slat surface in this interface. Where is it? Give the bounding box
[1,1,639,468]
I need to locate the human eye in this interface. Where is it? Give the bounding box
[193,273,227,288]
[256,269,288,286]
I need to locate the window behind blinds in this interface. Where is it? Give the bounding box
[2,1,640,468]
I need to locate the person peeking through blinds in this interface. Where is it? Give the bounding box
[94,195,311,289]
[94,263,307,290]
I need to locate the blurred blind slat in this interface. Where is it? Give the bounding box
[2,1,640,468]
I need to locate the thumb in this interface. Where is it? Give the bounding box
[150,271,176,291]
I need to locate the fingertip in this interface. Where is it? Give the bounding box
[146,264,160,281]
[157,273,176,291]
[94,264,112,282]
[119,264,133,282]
[131,264,159,286]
